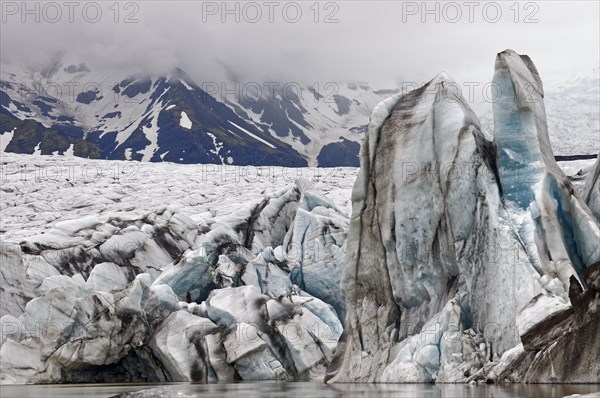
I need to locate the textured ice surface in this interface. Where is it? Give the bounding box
[1,50,598,385]
[582,153,600,222]
[284,188,349,320]
[0,153,356,243]
[0,166,349,384]
[326,51,600,383]
[153,252,214,302]
[0,240,34,317]
[150,310,219,381]
[327,71,513,382]
[493,50,600,291]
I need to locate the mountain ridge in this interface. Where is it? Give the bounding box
[1,57,598,166]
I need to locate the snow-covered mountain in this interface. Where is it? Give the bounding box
[0,56,394,167]
[1,56,597,167]
[1,58,307,166]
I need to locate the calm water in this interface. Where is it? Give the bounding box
[1,382,598,398]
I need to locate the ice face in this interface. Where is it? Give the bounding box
[150,311,219,382]
[0,240,34,318]
[493,50,600,289]
[327,72,512,383]
[493,50,549,209]
[284,189,349,320]
[153,253,214,303]
[0,179,348,384]
[582,153,600,222]
[327,51,600,384]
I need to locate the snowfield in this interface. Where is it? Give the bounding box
[1,152,593,243]
[0,152,357,242]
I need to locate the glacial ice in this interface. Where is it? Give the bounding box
[241,253,292,298]
[150,310,220,381]
[582,152,600,222]
[0,49,598,385]
[86,262,130,293]
[326,50,600,383]
[152,252,214,302]
[0,178,347,383]
[284,188,349,320]
[493,50,600,290]
[0,240,34,317]
[327,70,515,382]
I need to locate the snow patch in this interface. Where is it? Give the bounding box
[207,132,225,164]
[137,100,164,162]
[180,111,192,129]
[1,128,16,152]
[179,79,193,91]
[113,87,170,146]
[227,121,276,149]
[63,144,74,157]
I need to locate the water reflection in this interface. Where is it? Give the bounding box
[1,382,598,398]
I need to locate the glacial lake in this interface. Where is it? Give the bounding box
[1,382,599,398]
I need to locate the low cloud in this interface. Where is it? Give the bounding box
[1,1,598,88]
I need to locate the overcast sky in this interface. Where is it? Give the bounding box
[1,1,598,89]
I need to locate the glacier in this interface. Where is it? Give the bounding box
[0,50,599,386]
[0,177,346,384]
[583,152,600,222]
[325,50,600,383]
